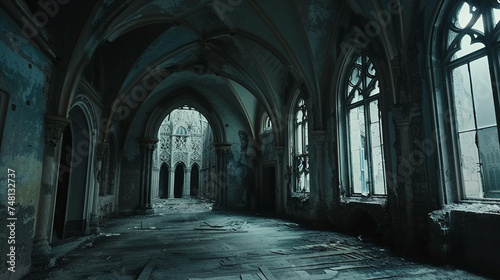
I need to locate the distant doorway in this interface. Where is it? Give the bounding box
[174,164,184,198]
[190,165,200,197]
[261,165,276,213]
[159,163,169,198]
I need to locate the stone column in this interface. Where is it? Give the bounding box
[393,105,419,252]
[214,142,232,207]
[114,151,125,212]
[89,142,108,233]
[311,131,326,207]
[274,146,285,213]
[198,169,205,199]
[183,166,192,198]
[151,166,160,199]
[137,138,158,214]
[31,115,70,270]
[169,167,175,199]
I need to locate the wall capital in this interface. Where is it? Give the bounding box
[44,115,70,147]
[393,103,421,127]
[311,130,327,145]
[138,138,159,151]
[213,142,232,154]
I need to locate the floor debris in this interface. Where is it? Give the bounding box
[23,199,492,280]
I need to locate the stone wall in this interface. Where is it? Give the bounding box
[0,9,51,279]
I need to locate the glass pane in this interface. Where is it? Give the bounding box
[350,89,363,104]
[455,34,485,58]
[348,67,363,104]
[296,110,303,124]
[349,106,368,194]
[452,63,475,132]
[297,123,303,154]
[470,56,496,129]
[456,2,473,29]
[472,14,485,33]
[494,7,500,27]
[370,100,386,195]
[304,121,308,153]
[478,127,500,194]
[369,80,380,97]
[459,131,483,198]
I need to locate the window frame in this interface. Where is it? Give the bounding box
[338,52,387,197]
[260,112,273,133]
[290,96,310,194]
[440,0,500,201]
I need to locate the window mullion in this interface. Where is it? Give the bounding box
[364,99,374,194]
[362,54,373,195]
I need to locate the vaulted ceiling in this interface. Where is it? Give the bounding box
[1,0,437,145]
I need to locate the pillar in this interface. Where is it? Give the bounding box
[393,105,418,252]
[169,167,175,199]
[183,166,192,198]
[151,166,160,198]
[311,131,326,208]
[214,142,232,207]
[31,115,70,270]
[274,146,285,213]
[137,138,158,213]
[89,142,108,233]
[114,150,125,211]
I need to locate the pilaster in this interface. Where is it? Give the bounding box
[136,138,158,214]
[32,115,70,270]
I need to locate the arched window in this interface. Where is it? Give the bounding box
[342,53,386,196]
[292,98,309,193]
[176,126,187,135]
[262,112,273,132]
[442,1,500,199]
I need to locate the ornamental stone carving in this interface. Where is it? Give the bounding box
[214,142,232,154]
[139,138,159,151]
[44,115,71,147]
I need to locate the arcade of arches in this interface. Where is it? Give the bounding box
[0,0,499,279]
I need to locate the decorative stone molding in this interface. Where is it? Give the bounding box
[393,104,421,127]
[214,142,232,154]
[96,142,109,161]
[311,130,326,145]
[44,115,70,147]
[139,137,159,151]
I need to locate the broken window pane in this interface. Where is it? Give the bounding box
[459,131,483,198]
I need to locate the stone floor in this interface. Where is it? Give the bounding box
[23,199,492,280]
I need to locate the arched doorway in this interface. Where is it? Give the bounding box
[174,164,184,198]
[190,164,199,197]
[53,125,72,241]
[159,163,169,198]
[53,105,91,241]
[65,106,91,237]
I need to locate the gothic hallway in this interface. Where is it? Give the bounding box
[3,1,500,279]
[22,199,488,280]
